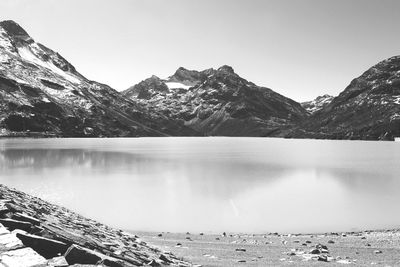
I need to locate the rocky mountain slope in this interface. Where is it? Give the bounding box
[301,94,334,114]
[0,20,196,137]
[291,56,400,140]
[123,66,308,136]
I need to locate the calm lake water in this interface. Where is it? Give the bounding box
[0,137,399,234]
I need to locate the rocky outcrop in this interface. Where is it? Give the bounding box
[0,184,191,266]
[123,66,308,136]
[0,20,197,137]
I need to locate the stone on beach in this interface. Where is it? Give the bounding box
[0,233,24,251]
[12,212,41,226]
[0,218,32,231]
[64,244,126,266]
[16,232,69,258]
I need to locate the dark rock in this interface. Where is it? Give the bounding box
[318,254,328,262]
[16,232,68,259]
[146,259,161,266]
[159,254,173,264]
[235,248,246,252]
[64,244,126,266]
[63,244,101,265]
[327,240,335,244]
[0,218,32,231]
[310,249,321,254]
[12,212,41,226]
[316,244,328,250]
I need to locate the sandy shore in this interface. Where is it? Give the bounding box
[136,230,400,266]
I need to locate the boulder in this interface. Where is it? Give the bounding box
[0,224,10,235]
[16,232,69,258]
[0,233,24,251]
[64,244,102,264]
[12,212,41,226]
[64,244,127,267]
[0,218,32,231]
[0,247,47,267]
[47,255,69,266]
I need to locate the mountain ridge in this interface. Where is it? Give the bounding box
[0,20,198,137]
[123,65,308,136]
[1,20,399,140]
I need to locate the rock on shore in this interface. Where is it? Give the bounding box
[0,184,191,266]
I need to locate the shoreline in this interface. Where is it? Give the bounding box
[0,184,398,266]
[0,134,398,141]
[136,230,400,266]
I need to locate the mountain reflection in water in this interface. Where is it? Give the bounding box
[0,137,399,233]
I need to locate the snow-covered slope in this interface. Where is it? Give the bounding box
[0,20,196,137]
[301,94,334,114]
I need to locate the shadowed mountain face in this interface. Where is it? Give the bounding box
[123,66,308,136]
[290,56,400,140]
[0,20,197,137]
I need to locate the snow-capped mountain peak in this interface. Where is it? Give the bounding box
[301,94,334,114]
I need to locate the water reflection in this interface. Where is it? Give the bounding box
[0,137,399,233]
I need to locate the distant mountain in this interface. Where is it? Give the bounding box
[291,56,400,140]
[123,66,308,136]
[0,20,196,137]
[2,20,399,140]
[301,94,334,114]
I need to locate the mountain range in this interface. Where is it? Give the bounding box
[1,20,399,140]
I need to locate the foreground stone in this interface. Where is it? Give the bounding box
[0,184,191,266]
[0,247,47,267]
[64,244,127,266]
[16,232,69,258]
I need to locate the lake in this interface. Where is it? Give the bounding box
[0,137,399,234]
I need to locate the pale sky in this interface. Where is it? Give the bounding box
[1,0,399,101]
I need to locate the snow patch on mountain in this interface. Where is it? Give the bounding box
[17,46,81,84]
[165,82,191,90]
[301,94,334,114]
